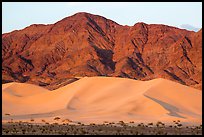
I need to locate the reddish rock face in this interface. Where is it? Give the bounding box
[2,12,202,90]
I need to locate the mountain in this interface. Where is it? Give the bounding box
[2,12,202,90]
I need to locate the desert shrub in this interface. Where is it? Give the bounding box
[118,121,126,126]
[53,122,58,125]
[137,123,144,127]
[134,131,139,135]
[119,121,124,124]
[156,130,163,135]
[80,129,87,134]
[156,121,164,128]
[41,128,45,133]
[98,128,102,131]
[54,117,61,120]
[73,130,77,135]
[137,124,141,127]
[148,122,153,126]
[5,130,9,134]
[62,119,72,123]
[22,129,26,134]
[177,124,182,128]
[156,121,163,125]
[58,131,64,135]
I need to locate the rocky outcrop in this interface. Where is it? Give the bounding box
[2,12,202,90]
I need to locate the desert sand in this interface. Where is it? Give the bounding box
[2,77,202,126]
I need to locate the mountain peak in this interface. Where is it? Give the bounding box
[72,12,92,16]
[134,22,147,25]
[70,12,105,20]
[70,12,91,18]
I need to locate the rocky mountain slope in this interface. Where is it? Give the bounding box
[2,12,202,90]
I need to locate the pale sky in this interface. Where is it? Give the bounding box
[2,2,202,33]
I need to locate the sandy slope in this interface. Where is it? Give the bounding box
[2,77,202,125]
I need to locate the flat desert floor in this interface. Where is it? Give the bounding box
[2,122,202,135]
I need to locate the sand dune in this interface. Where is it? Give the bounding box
[2,77,202,125]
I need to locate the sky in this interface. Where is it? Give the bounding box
[2,2,202,33]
